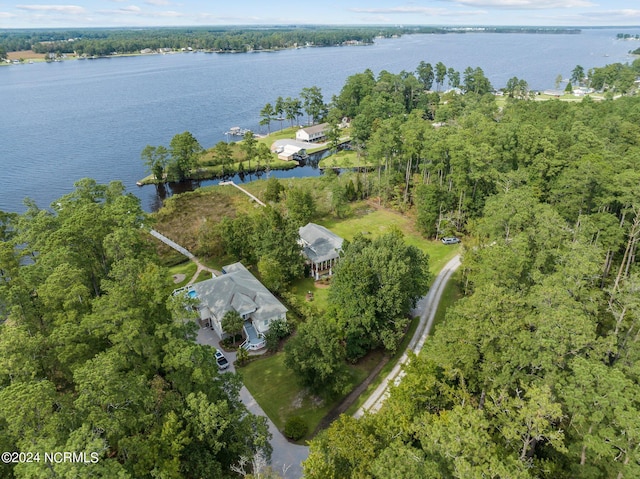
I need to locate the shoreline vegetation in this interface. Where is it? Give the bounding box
[136,126,334,186]
[1,25,584,64]
[137,51,640,187]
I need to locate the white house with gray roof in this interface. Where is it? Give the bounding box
[188,262,287,350]
[296,123,329,142]
[299,223,344,280]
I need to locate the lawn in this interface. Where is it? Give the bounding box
[168,261,198,288]
[240,352,373,442]
[289,276,330,313]
[319,150,373,169]
[257,126,299,145]
[317,203,461,276]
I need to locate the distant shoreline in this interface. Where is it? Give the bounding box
[1,26,586,66]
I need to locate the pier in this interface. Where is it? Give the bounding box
[225,126,251,136]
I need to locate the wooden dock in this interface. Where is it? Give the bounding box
[225,126,251,136]
[219,181,266,207]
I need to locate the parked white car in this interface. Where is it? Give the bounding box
[215,349,229,370]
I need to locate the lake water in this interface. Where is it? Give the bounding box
[2,27,638,213]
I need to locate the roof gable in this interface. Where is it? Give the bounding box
[300,123,328,135]
[191,262,287,321]
[299,223,344,263]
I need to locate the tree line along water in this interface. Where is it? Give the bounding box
[1,27,638,213]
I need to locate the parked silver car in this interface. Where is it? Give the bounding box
[441,237,461,245]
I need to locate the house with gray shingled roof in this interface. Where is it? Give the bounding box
[296,123,329,142]
[299,223,344,280]
[189,262,287,350]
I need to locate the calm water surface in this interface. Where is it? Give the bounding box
[1,28,638,213]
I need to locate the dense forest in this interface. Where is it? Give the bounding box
[2,49,640,477]
[0,25,581,57]
[0,181,271,478]
[298,61,640,477]
[0,26,439,56]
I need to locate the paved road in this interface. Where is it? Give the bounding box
[193,253,462,477]
[196,328,308,479]
[354,254,462,418]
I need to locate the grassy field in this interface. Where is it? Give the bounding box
[168,261,198,288]
[289,276,330,313]
[317,202,461,276]
[151,184,253,265]
[256,126,298,145]
[319,150,374,169]
[240,350,379,441]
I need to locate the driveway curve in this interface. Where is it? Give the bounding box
[195,254,461,478]
[354,254,462,417]
[195,328,308,479]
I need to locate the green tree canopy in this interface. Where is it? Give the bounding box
[0,180,271,478]
[168,131,203,181]
[329,229,430,360]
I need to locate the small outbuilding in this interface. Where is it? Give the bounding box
[276,144,306,161]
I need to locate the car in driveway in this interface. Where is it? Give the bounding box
[441,237,461,245]
[215,349,229,370]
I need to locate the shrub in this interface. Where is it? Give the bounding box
[270,319,292,339]
[236,347,249,367]
[284,416,308,441]
[264,177,284,202]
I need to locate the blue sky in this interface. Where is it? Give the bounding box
[2,1,639,28]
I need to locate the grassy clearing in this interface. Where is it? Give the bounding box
[289,276,330,313]
[168,261,198,288]
[319,150,374,169]
[240,350,380,441]
[317,203,460,276]
[257,126,299,145]
[151,185,251,263]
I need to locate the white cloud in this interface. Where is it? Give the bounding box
[145,0,170,5]
[155,10,183,17]
[15,4,87,14]
[96,5,188,19]
[442,0,596,8]
[121,5,142,12]
[349,6,485,16]
[0,12,17,18]
[580,9,640,20]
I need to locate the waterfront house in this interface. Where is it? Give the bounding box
[274,144,307,161]
[296,123,329,143]
[299,223,344,280]
[188,262,287,350]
